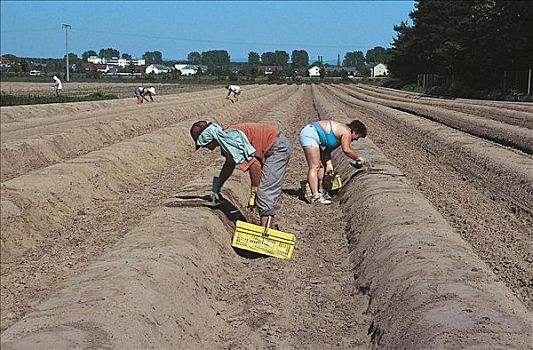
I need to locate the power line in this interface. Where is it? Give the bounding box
[70,27,374,50]
[1,28,58,34]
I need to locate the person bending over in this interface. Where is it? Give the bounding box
[299,119,368,205]
[225,85,241,102]
[190,120,292,227]
[134,86,156,104]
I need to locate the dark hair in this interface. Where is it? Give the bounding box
[190,120,211,149]
[346,120,367,137]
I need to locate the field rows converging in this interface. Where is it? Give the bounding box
[0,85,299,329]
[0,85,278,181]
[321,84,533,310]
[337,85,533,154]
[311,85,531,348]
[354,84,533,129]
[358,84,533,113]
[1,84,531,349]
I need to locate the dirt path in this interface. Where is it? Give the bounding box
[207,85,371,349]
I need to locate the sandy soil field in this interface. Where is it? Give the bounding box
[1,83,531,349]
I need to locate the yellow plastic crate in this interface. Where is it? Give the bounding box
[232,220,295,260]
[330,174,343,190]
[300,174,343,200]
[300,180,313,200]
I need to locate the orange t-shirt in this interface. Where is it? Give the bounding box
[224,123,278,171]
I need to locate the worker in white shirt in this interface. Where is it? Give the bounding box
[225,85,241,102]
[53,76,62,96]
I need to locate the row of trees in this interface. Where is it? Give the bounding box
[3,45,392,78]
[74,46,392,69]
[184,47,390,69]
[389,0,533,94]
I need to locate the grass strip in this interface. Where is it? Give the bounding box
[1,92,119,106]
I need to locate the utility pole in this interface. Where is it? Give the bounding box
[62,24,71,81]
[527,68,531,95]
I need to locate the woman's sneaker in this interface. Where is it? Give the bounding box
[319,189,332,200]
[309,193,332,205]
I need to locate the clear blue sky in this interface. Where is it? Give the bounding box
[1,1,415,63]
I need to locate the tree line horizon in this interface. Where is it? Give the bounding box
[2,46,392,71]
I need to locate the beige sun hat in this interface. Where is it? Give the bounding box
[147,87,156,94]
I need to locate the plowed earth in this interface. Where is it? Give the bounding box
[1,83,531,349]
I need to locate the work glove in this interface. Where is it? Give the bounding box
[350,157,371,169]
[209,176,222,203]
[325,160,334,175]
[248,186,258,208]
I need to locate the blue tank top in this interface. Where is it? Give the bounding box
[311,120,338,150]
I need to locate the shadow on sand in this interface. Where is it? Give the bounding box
[170,195,268,259]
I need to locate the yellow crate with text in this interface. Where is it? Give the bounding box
[232,220,296,260]
[330,174,343,190]
[300,180,313,200]
[300,174,343,199]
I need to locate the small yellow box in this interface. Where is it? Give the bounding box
[300,180,313,200]
[232,220,296,260]
[330,174,343,190]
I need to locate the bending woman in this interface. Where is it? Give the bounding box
[299,119,367,204]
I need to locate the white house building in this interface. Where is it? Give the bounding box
[370,63,388,77]
[174,64,198,76]
[87,56,146,67]
[308,66,321,77]
[145,64,172,75]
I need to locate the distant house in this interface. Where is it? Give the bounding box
[308,66,321,77]
[0,56,13,70]
[88,56,145,67]
[369,63,388,77]
[145,64,172,75]
[174,64,198,76]
[258,65,283,75]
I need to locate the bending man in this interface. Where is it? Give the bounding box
[191,121,292,226]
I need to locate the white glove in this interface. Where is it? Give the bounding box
[325,160,334,175]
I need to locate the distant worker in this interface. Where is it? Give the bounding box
[299,119,369,205]
[225,85,241,102]
[134,86,156,104]
[190,120,292,227]
[52,76,62,97]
